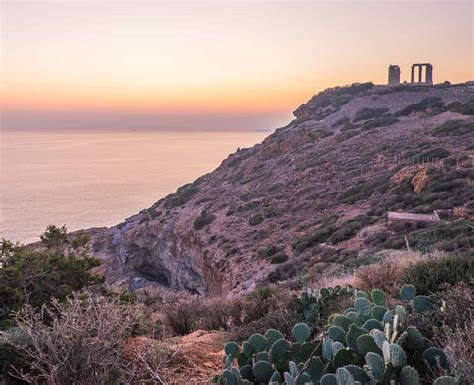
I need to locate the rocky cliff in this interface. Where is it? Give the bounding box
[90,82,474,295]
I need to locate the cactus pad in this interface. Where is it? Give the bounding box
[433,377,456,385]
[344,365,371,385]
[253,360,274,382]
[346,324,366,352]
[269,338,291,367]
[336,367,355,385]
[423,347,448,375]
[362,319,383,332]
[270,371,282,383]
[371,306,387,321]
[292,323,311,343]
[328,325,346,343]
[356,334,381,356]
[239,364,254,381]
[365,352,385,380]
[371,289,386,305]
[390,343,407,368]
[355,298,372,316]
[320,373,338,385]
[248,333,267,353]
[413,296,435,313]
[355,290,369,299]
[399,365,420,385]
[334,315,354,332]
[370,329,387,350]
[224,341,240,357]
[400,285,416,300]
[265,329,284,349]
[242,341,254,357]
[333,348,353,368]
[323,338,333,361]
[256,351,270,362]
[306,357,324,383]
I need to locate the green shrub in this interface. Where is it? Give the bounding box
[249,214,264,226]
[447,100,474,115]
[193,210,215,230]
[353,107,389,122]
[402,254,474,295]
[332,116,350,128]
[341,177,390,204]
[164,184,198,208]
[431,120,474,137]
[443,157,456,167]
[293,226,336,252]
[419,147,450,160]
[340,122,360,131]
[0,238,103,328]
[396,97,443,116]
[328,215,375,244]
[258,245,280,258]
[361,116,399,130]
[270,253,289,264]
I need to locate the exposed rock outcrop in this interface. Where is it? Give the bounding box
[412,168,430,193]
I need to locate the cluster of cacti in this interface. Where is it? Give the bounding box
[296,285,354,324]
[217,285,465,385]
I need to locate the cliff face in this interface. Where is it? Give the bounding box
[90,82,474,295]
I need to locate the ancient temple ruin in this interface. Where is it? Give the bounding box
[411,63,433,84]
[387,63,433,85]
[388,65,401,85]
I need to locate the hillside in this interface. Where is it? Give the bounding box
[89,82,474,295]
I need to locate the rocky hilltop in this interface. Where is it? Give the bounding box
[90,82,474,295]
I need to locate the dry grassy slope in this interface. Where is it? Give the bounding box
[90,83,474,295]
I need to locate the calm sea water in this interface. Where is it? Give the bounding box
[0,129,268,243]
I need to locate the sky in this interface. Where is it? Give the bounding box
[1,1,473,131]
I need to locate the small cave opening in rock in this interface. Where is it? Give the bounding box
[136,264,171,287]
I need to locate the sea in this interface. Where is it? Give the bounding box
[0,129,269,243]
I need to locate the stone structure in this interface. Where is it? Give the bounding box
[388,65,401,85]
[387,211,440,223]
[411,63,433,84]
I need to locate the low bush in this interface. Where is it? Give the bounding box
[0,292,143,384]
[360,116,399,130]
[396,97,443,116]
[0,240,103,329]
[354,258,406,295]
[448,100,474,115]
[249,214,264,226]
[270,253,289,264]
[419,147,450,160]
[431,283,473,366]
[401,254,473,295]
[162,295,203,335]
[258,245,280,258]
[341,176,390,204]
[332,116,350,128]
[327,215,376,245]
[353,107,389,122]
[431,119,474,136]
[293,225,336,252]
[164,184,198,208]
[340,121,360,131]
[193,210,216,230]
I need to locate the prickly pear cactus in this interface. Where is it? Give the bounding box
[217,284,449,385]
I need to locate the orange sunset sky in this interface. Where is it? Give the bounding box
[1,1,473,131]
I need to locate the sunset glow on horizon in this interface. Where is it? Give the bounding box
[1,1,472,130]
